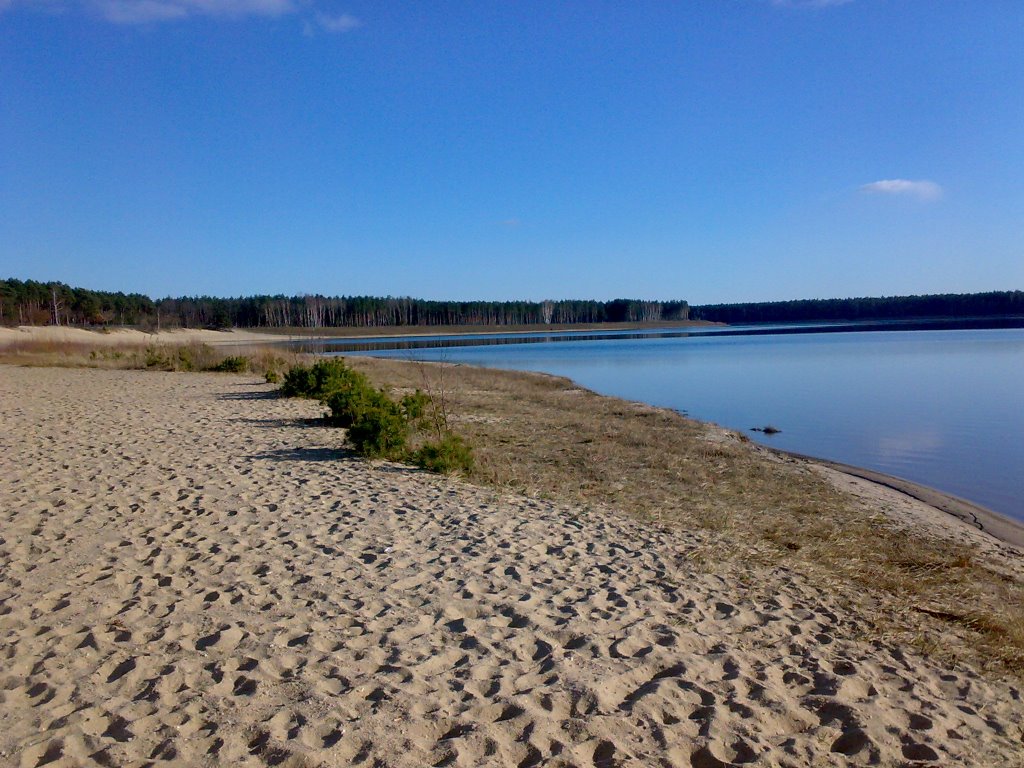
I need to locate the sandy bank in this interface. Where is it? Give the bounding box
[0,325,280,348]
[0,321,719,350]
[773,450,1024,549]
[1,365,1022,767]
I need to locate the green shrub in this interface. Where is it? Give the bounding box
[175,345,196,371]
[209,355,249,373]
[144,346,172,370]
[280,364,318,397]
[347,390,409,459]
[264,370,280,384]
[324,385,369,428]
[310,359,360,397]
[412,433,474,475]
[400,390,431,423]
[280,360,472,471]
[280,359,365,400]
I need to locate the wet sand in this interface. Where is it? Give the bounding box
[774,450,1024,549]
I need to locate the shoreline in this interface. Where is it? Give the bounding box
[772,449,1024,549]
[353,351,1024,552]
[231,319,721,342]
[0,320,721,348]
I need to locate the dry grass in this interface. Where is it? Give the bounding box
[349,356,1024,674]
[0,337,307,377]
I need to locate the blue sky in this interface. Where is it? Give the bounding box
[1,1,1021,303]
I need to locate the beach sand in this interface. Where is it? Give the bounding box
[0,325,279,349]
[1,365,1022,767]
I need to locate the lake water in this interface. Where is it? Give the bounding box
[296,325,1024,522]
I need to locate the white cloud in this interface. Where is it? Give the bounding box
[1,0,358,26]
[97,0,187,23]
[96,0,295,23]
[0,0,65,13]
[860,179,943,201]
[316,11,359,32]
[772,0,854,8]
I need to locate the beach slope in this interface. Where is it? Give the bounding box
[1,366,1021,766]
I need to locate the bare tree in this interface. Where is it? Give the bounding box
[416,356,453,440]
[50,287,64,326]
[541,300,554,324]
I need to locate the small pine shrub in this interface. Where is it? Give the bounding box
[279,359,365,400]
[280,364,318,397]
[209,355,249,373]
[347,390,409,459]
[144,347,172,370]
[412,433,474,475]
[279,360,473,472]
[175,345,196,371]
[400,390,431,424]
[324,385,370,428]
[310,359,364,399]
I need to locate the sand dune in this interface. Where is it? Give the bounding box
[0,325,278,348]
[1,365,1021,766]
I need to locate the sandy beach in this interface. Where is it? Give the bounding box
[1,364,1022,767]
[0,325,280,349]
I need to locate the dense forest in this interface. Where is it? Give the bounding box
[3,279,1021,330]
[0,279,688,329]
[690,291,1024,324]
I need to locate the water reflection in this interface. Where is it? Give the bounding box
[292,316,1024,354]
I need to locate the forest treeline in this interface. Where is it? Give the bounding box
[0,278,688,329]
[3,278,1021,330]
[690,291,1024,324]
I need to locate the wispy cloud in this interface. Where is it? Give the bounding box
[315,11,358,32]
[0,0,66,14]
[97,0,295,23]
[97,0,187,23]
[860,179,943,202]
[2,0,360,27]
[772,0,854,8]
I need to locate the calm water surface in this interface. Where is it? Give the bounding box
[304,327,1024,521]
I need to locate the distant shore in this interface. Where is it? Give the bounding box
[240,318,722,340]
[0,320,720,347]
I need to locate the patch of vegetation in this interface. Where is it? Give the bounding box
[280,364,317,397]
[0,334,301,379]
[142,342,235,372]
[144,346,174,370]
[345,389,409,459]
[209,355,249,373]
[280,359,363,400]
[279,359,474,471]
[412,433,475,474]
